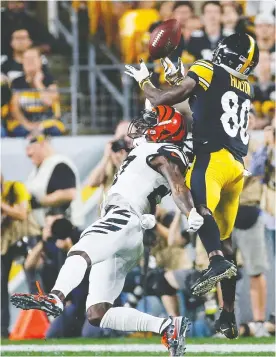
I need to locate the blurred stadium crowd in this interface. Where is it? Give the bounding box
[1,0,275,341]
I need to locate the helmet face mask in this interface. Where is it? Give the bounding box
[212,33,259,77]
[128,110,158,139]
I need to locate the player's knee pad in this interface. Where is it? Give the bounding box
[87,302,112,326]
[148,269,176,296]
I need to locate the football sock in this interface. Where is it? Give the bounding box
[198,215,222,255]
[100,307,171,334]
[51,255,87,298]
[220,255,237,312]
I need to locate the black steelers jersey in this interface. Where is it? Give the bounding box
[186,60,253,161]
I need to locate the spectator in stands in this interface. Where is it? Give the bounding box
[146,1,175,35]
[221,2,254,37]
[157,1,174,22]
[170,2,195,63]
[232,140,269,337]
[251,125,275,255]
[137,1,157,9]
[1,28,49,83]
[187,1,224,61]
[1,80,11,137]
[1,0,59,57]
[24,211,66,293]
[255,13,275,53]
[25,131,84,229]
[255,13,275,75]
[1,173,40,338]
[87,120,130,193]
[9,47,65,137]
[24,210,89,338]
[253,51,275,129]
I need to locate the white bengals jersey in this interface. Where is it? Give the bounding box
[105,142,189,216]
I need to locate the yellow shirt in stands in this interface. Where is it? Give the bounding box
[1,181,30,208]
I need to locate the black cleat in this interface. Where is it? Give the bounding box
[215,309,238,339]
[192,258,237,296]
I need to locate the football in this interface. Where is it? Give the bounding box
[149,19,181,60]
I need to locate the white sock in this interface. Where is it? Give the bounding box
[51,255,87,298]
[100,307,170,334]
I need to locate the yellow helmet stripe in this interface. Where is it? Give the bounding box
[240,34,255,74]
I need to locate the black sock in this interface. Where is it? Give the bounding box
[198,215,221,255]
[210,255,224,263]
[220,254,237,311]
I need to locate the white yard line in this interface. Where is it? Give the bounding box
[1,344,275,353]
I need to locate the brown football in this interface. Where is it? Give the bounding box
[149,19,181,60]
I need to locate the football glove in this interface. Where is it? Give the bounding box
[160,57,185,86]
[125,59,152,89]
[187,208,204,232]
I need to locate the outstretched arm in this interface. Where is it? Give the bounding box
[150,155,193,216]
[150,155,203,232]
[124,59,197,107]
[142,77,196,107]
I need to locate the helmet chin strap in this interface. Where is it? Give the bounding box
[220,64,248,80]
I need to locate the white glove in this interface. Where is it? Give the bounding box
[160,57,185,85]
[125,59,152,88]
[187,208,204,232]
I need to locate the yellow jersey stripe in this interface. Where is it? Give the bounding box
[20,92,41,99]
[199,77,210,88]
[198,80,208,91]
[240,34,255,74]
[25,105,47,112]
[189,64,214,85]
[196,60,213,71]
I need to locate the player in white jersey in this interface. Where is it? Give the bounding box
[11,105,203,356]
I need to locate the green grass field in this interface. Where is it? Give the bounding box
[1,336,275,357]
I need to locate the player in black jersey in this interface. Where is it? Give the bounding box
[125,33,259,339]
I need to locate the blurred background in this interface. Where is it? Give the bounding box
[1,0,275,342]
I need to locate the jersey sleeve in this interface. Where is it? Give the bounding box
[186,60,214,91]
[157,145,190,172]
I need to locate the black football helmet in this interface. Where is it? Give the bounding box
[212,33,259,77]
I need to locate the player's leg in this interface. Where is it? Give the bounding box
[86,256,190,356]
[213,174,244,339]
[186,151,237,295]
[10,207,134,315]
[186,153,222,258]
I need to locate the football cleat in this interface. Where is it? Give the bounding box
[10,281,63,318]
[215,309,238,339]
[192,258,237,296]
[161,316,190,356]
